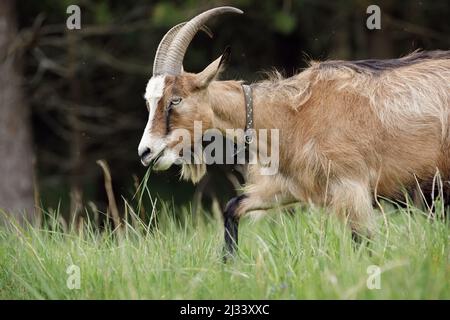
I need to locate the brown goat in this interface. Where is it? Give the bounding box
[137,7,450,257]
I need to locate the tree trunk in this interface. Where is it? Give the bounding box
[0,0,35,224]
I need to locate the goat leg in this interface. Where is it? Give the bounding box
[351,229,372,256]
[223,194,246,262]
[351,230,364,245]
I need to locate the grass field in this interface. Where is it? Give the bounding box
[0,199,448,299]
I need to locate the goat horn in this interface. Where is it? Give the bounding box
[153,24,214,76]
[160,6,243,76]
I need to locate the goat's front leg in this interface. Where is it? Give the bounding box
[223,194,246,261]
[222,182,296,261]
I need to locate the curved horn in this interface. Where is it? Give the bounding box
[161,6,243,76]
[153,23,213,76]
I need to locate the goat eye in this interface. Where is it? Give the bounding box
[171,97,182,106]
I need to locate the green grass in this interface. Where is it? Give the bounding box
[0,202,448,299]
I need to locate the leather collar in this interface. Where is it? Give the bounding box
[241,84,254,145]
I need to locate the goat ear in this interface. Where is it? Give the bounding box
[196,46,231,88]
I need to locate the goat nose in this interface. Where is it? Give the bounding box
[139,147,152,160]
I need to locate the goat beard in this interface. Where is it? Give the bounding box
[179,150,206,184]
[180,163,206,184]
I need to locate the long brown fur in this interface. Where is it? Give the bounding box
[159,50,450,236]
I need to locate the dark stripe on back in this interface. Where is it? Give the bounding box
[318,50,450,75]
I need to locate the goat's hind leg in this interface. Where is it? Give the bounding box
[330,179,376,246]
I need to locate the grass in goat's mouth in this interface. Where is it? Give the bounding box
[148,149,165,168]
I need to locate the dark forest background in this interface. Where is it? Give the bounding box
[1,0,449,223]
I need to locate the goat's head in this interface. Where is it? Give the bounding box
[138,7,242,181]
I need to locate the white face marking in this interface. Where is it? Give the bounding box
[138,75,166,165]
[144,75,165,128]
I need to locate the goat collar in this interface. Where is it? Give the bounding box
[241,84,254,145]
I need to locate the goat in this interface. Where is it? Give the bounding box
[137,6,450,257]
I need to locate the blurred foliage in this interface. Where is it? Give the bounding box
[14,0,450,218]
[93,1,113,24]
[152,2,186,27]
[273,11,297,34]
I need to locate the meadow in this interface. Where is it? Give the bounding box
[0,195,448,299]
